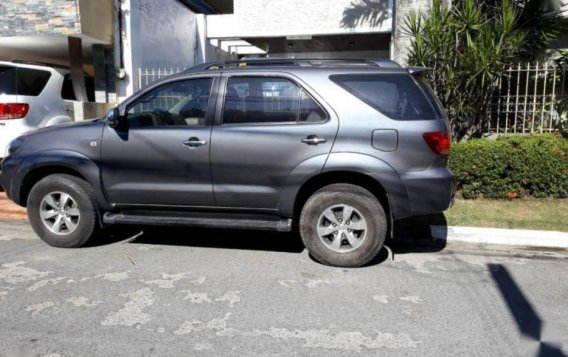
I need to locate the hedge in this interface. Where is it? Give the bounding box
[449,134,568,199]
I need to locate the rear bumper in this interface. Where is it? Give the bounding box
[398,167,456,217]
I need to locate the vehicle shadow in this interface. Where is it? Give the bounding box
[93,225,306,253]
[89,213,449,267]
[363,213,448,267]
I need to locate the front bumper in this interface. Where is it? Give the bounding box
[0,155,22,204]
[0,119,33,158]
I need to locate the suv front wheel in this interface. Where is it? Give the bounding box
[299,184,387,267]
[27,174,100,248]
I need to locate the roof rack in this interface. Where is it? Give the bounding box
[184,58,401,72]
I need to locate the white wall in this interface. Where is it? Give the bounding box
[117,0,233,100]
[120,0,196,98]
[207,0,393,39]
[269,50,389,59]
[137,0,197,69]
[391,0,432,65]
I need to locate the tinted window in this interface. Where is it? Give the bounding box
[126,78,213,128]
[0,66,17,95]
[299,90,327,122]
[0,66,51,96]
[223,77,327,124]
[330,74,439,120]
[61,74,96,102]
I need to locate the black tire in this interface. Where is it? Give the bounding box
[27,174,100,248]
[299,183,387,267]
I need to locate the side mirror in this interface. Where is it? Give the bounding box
[106,107,122,128]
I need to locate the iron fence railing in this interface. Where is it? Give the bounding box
[137,64,567,135]
[488,62,567,134]
[137,67,187,91]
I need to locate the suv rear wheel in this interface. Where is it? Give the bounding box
[27,174,100,248]
[299,184,387,267]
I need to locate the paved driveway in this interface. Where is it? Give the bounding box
[0,220,567,356]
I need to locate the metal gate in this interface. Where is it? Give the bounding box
[488,62,567,134]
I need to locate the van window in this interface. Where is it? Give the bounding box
[0,66,17,95]
[0,66,51,96]
[61,74,96,102]
[330,74,440,120]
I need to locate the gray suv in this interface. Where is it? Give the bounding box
[0,59,455,267]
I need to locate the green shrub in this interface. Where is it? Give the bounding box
[449,134,568,199]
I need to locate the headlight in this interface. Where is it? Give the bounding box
[6,137,26,157]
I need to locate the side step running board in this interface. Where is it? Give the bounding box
[103,212,293,232]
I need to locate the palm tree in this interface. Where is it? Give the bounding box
[405,0,568,141]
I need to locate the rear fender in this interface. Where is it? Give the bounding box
[322,152,411,219]
[277,153,411,219]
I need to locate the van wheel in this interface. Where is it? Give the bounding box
[299,184,387,267]
[27,174,100,248]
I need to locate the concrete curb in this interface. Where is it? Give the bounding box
[430,225,568,249]
[430,226,568,248]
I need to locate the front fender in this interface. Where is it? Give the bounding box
[44,116,73,127]
[14,150,110,211]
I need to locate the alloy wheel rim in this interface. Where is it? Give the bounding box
[316,204,367,253]
[39,191,81,235]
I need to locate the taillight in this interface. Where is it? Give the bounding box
[0,103,29,120]
[423,131,451,157]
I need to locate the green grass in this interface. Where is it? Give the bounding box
[442,199,568,232]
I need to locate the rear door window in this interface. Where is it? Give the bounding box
[330,74,440,120]
[222,76,328,125]
[0,66,51,96]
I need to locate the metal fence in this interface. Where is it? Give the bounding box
[137,67,187,91]
[488,62,567,134]
[137,64,568,135]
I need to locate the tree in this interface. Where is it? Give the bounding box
[405,0,567,141]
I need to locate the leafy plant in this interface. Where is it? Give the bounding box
[449,134,568,198]
[405,0,568,141]
[556,97,568,138]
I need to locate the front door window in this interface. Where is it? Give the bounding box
[127,78,213,128]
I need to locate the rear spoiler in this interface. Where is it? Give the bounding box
[407,67,430,75]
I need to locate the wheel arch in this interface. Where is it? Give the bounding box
[16,151,111,215]
[292,171,392,221]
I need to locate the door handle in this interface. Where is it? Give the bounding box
[183,137,208,147]
[301,135,327,145]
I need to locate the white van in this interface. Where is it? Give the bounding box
[0,61,94,158]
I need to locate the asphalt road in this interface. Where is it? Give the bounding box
[0,219,567,357]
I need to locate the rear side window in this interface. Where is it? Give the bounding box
[0,66,17,94]
[223,76,327,125]
[0,66,51,96]
[330,74,439,120]
[61,74,96,102]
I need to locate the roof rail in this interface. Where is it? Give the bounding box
[184,58,401,72]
